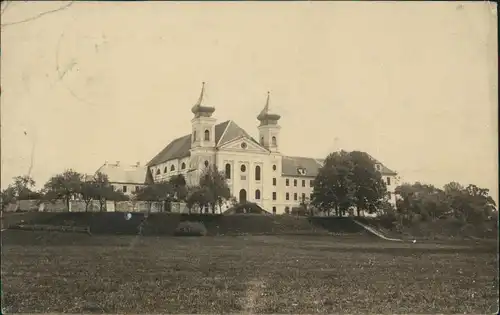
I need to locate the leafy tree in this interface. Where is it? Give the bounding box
[394,181,497,227]
[185,186,210,214]
[1,186,16,210]
[11,175,37,199]
[199,165,231,214]
[92,172,113,211]
[300,194,313,216]
[312,151,355,216]
[168,174,188,201]
[80,180,98,212]
[349,151,387,216]
[133,181,173,212]
[395,182,449,225]
[43,169,83,210]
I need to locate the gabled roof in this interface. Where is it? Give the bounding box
[217,120,262,147]
[282,156,323,178]
[96,163,148,184]
[147,120,263,167]
[368,155,398,175]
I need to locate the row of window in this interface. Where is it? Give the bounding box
[286,178,314,187]
[154,162,187,176]
[225,163,277,180]
[252,190,311,202]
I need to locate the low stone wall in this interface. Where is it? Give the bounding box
[13,200,190,213]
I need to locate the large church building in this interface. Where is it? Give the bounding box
[143,83,398,214]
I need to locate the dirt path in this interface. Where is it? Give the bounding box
[353,220,404,242]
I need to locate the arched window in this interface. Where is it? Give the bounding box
[271,136,277,146]
[255,189,261,200]
[204,129,210,141]
[241,164,246,172]
[170,165,175,172]
[272,206,276,214]
[225,163,231,179]
[272,164,277,171]
[255,165,261,181]
[204,160,209,167]
[163,167,167,173]
[181,162,186,170]
[156,169,160,175]
[193,131,197,143]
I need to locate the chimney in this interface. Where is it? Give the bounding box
[116,161,120,166]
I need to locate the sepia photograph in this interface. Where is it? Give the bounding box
[1,1,498,313]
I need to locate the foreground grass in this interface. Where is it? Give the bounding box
[2,231,498,313]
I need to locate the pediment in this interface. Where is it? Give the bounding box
[218,136,268,154]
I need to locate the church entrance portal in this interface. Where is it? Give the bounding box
[239,189,247,203]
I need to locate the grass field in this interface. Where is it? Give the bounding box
[2,230,498,314]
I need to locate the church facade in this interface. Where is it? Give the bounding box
[145,83,399,214]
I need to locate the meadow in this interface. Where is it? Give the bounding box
[2,230,498,314]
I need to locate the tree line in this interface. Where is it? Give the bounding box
[310,150,497,227]
[2,150,497,226]
[1,165,233,213]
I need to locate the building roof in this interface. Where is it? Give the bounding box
[281,154,397,178]
[95,163,148,184]
[147,120,261,166]
[146,119,397,178]
[368,155,398,175]
[282,156,324,178]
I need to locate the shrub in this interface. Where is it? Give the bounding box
[174,221,207,236]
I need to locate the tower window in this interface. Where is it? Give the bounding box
[225,163,231,179]
[204,129,210,141]
[255,189,261,200]
[181,162,186,170]
[255,165,261,181]
[193,131,197,143]
[272,192,277,201]
[271,136,277,146]
[272,178,277,186]
[241,164,246,172]
[286,193,289,200]
[170,165,175,172]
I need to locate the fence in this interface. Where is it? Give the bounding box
[9,199,190,213]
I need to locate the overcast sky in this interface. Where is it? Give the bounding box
[1,1,497,201]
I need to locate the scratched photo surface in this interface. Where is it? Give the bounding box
[1,1,498,314]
